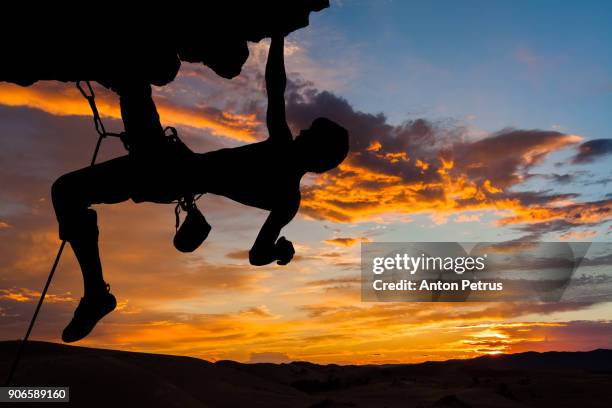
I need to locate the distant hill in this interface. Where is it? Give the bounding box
[1,341,611,407]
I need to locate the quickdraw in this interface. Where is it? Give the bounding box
[76,81,126,163]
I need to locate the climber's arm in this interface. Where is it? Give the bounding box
[265,35,293,143]
[105,81,165,152]
[249,194,299,266]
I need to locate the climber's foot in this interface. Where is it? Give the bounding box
[62,284,116,343]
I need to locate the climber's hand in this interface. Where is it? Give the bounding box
[250,202,299,266]
[275,236,295,265]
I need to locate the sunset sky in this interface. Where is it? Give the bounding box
[1,1,611,364]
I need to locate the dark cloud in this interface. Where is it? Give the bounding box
[571,139,612,164]
[285,81,601,231]
[585,176,612,186]
[516,219,580,235]
[499,320,612,353]
[548,173,578,184]
[286,83,580,188]
[531,172,585,184]
[453,128,581,188]
[506,199,612,239]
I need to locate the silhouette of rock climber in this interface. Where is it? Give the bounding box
[51,34,349,343]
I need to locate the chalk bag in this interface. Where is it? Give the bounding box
[173,198,211,253]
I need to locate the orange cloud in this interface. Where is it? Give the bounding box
[323,236,371,247]
[366,141,382,152]
[415,159,429,171]
[498,199,612,226]
[458,322,565,355]
[301,156,525,223]
[482,179,502,194]
[0,82,262,142]
[0,288,75,303]
[62,301,603,364]
[300,141,606,239]
[1,217,606,364]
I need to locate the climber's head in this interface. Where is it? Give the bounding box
[295,117,349,173]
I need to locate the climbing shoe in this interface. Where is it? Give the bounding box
[62,284,116,343]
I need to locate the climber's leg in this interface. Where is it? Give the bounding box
[51,156,133,342]
[65,209,105,298]
[52,156,133,293]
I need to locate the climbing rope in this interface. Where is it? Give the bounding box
[4,81,119,386]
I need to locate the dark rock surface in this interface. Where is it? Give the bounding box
[0,1,329,86]
[1,341,611,407]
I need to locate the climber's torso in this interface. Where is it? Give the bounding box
[194,139,303,212]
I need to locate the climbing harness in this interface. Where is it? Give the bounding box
[4,81,120,386]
